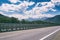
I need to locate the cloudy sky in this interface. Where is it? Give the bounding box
[0,0,60,20]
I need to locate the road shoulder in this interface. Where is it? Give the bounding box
[52,31,60,40]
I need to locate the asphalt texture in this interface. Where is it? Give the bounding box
[0,26,60,40]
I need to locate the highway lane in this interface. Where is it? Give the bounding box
[0,26,60,40]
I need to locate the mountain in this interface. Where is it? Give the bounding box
[27,17,48,21]
[0,14,20,23]
[0,14,50,24]
[0,14,59,24]
[45,15,60,24]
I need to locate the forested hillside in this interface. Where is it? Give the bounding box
[0,14,20,23]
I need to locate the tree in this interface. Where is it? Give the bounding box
[21,19,26,24]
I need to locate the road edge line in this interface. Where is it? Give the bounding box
[40,28,60,40]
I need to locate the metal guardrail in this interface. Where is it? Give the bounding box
[0,23,58,32]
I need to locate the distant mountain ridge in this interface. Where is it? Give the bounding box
[46,15,60,24]
[0,14,60,24]
[0,14,53,24]
[27,17,48,21]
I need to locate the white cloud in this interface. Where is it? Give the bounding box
[0,4,17,12]
[0,12,11,17]
[9,0,20,3]
[0,12,4,14]
[0,1,36,20]
[24,1,56,19]
[51,0,60,3]
[51,0,60,5]
[0,1,35,12]
[50,8,57,12]
[0,0,58,20]
[41,2,48,6]
[33,2,55,13]
[23,1,35,6]
[24,6,54,19]
[8,13,29,20]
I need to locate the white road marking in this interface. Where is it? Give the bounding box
[40,28,60,40]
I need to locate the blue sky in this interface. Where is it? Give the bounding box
[0,0,60,20]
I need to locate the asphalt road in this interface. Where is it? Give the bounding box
[0,26,60,40]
